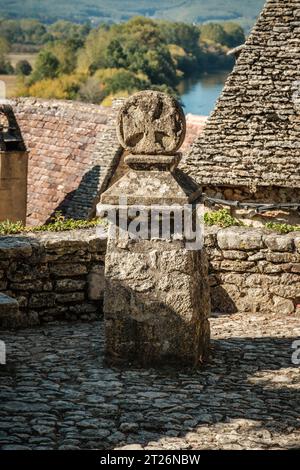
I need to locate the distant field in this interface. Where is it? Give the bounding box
[8,53,37,68]
[0,75,18,98]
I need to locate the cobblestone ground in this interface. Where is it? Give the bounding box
[0,312,299,450]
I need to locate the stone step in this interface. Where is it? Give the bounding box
[0,293,20,328]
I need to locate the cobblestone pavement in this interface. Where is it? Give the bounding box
[0,313,299,450]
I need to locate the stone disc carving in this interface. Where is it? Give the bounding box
[117,90,186,155]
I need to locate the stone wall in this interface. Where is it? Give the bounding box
[0,226,299,328]
[0,229,106,327]
[205,226,300,316]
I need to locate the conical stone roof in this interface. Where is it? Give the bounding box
[183,0,300,189]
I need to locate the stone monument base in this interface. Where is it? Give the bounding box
[104,234,210,367]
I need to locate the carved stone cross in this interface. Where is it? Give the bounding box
[117,90,186,155]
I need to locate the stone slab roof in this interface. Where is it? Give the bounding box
[182,0,300,189]
[12,98,122,226]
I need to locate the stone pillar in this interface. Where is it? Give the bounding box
[0,151,28,224]
[98,91,210,367]
[0,106,28,224]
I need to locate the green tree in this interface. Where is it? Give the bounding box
[49,20,91,43]
[19,19,48,44]
[138,47,177,87]
[200,22,245,48]
[49,38,82,75]
[223,22,245,47]
[0,19,23,43]
[77,25,111,73]
[104,69,147,94]
[105,39,127,69]
[30,50,60,83]
[108,18,178,88]
[0,36,13,74]
[160,21,200,54]
[15,59,32,76]
[0,36,9,54]
[200,23,227,45]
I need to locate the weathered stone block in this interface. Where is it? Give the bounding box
[56,292,85,304]
[269,285,300,299]
[55,279,86,293]
[266,252,300,263]
[29,293,56,308]
[10,281,52,292]
[273,296,295,315]
[44,252,92,263]
[0,293,19,316]
[69,303,99,315]
[0,238,32,259]
[217,228,264,251]
[219,260,256,272]
[88,266,105,300]
[264,234,294,252]
[258,261,292,274]
[7,264,49,282]
[291,264,300,273]
[104,236,210,366]
[49,263,88,277]
[222,250,248,260]
[0,293,22,328]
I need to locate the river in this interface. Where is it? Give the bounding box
[178,71,230,116]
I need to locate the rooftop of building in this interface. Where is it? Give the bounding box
[182,0,300,190]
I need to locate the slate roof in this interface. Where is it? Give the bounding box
[182,0,300,189]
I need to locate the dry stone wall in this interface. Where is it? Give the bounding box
[0,229,106,328]
[0,226,299,328]
[205,227,300,316]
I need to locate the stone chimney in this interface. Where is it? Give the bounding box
[0,105,28,224]
[98,91,210,367]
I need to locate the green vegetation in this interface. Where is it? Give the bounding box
[15,59,32,76]
[29,50,60,81]
[0,1,264,95]
[0,1,264,32]
[1,212,298,236]
[16,16,244,102]
[265,222,300,234]
[0,18,89,48]
[0,213,104,236]
[200,22,244,47]
[0,36,13,74]
[0,19,47,46]
[203,210,300,232]
[204,209,244,228]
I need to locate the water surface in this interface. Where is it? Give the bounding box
[179,71,229,116]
